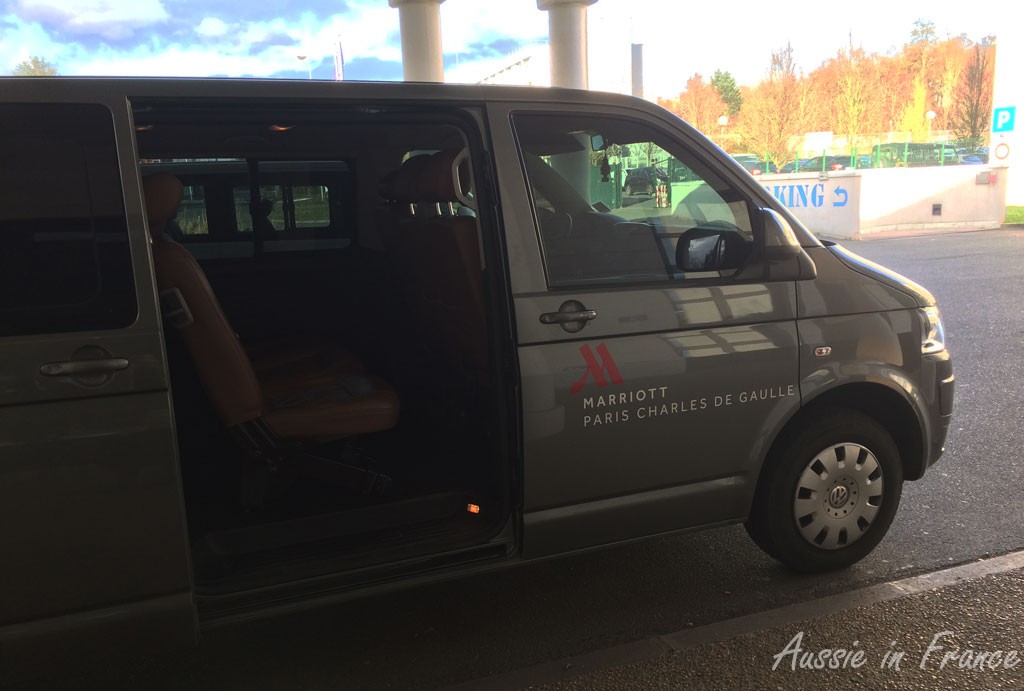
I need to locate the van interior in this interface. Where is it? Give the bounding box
[133,99,515,601]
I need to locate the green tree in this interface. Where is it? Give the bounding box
[711,70,742,116]
[12,56,58,76]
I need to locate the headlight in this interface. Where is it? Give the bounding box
[921,306,946,354]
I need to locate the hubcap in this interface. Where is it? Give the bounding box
[792,443,884,550]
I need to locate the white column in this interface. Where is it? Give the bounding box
[991,39,1023,206]
[388,0,446,82]
[537,0,597,89]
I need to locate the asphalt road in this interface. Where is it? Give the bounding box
[14,228,1024,691]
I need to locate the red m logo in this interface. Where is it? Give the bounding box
[569,342,623,394]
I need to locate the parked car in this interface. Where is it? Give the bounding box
[623,166,668,195]
[0,77,953,667]
[731,153,778,175]
[957,147,989,164]
[780,158,813,173]
[802,155,848,172]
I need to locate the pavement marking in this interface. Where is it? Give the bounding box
[445,550,1024,691]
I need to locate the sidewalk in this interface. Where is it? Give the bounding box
[451,551,1024,690]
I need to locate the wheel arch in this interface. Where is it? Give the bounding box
[760,382,926,493]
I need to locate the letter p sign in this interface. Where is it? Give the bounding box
[994,106,1016,133]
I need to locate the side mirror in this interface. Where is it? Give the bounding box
[676,223,750,272]
[749,208,817,281]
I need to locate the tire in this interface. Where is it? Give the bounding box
[745,409,904,573]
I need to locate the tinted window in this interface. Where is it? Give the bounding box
[513,113,754,288]
[140,159,352,256]
[0,103,136,336]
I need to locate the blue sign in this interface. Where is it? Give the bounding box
[767,183,825,208]
[993,106,1016,133]
[832,187,849,207]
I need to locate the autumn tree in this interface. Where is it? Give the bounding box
[950,44,993,148]
[711,70,742,116]
[658,74,726,137]
[737,44,806,166]
[12,56,57,76]
[812,48,879,145]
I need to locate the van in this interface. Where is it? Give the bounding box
[0,78,953,662]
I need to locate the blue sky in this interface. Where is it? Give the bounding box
[1,0,1002,95]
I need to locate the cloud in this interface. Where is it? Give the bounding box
[196,17,229,38]
[10,0,168,40]
[249,32,297,57]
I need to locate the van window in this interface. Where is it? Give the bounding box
[140,159,353,257]
[513,113,754,288]
[0,103,136,337]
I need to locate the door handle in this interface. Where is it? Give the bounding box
[40,358,129,377]
[540,299,597,334]
[539,310,598,325]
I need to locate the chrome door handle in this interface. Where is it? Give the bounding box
[40,358,129,377]
[539,310,598,325]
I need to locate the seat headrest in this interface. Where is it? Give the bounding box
[391,149,474,209]
[142,173,184,240]
[391,154,435,204]
[423,150,473,205]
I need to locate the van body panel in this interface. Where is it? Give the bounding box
[797,246,921,317]
[0,592,197,670]
[522,477,746,558]
[0,83,196,646]
[0,388,195,625]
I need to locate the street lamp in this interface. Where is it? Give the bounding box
[297,54,312,80]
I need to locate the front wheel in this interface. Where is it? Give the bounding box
[745,409,904,572]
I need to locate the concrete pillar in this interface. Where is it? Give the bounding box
[388,0,445,82]
[537,0,597,89]
[990,39,1023,206]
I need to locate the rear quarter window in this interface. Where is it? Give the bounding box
[0,103,136,337]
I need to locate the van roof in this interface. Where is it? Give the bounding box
[3,76,663,114]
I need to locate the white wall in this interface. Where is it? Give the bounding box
[762,166,1007,239]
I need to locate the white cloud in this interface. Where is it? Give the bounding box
[440,0,546,54]
[12,0,169,40]
[196,17,230,38]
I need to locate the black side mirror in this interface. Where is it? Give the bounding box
[676,223,750,272]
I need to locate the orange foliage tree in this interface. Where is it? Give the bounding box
[660,20,996,156]
[657,74,727,139]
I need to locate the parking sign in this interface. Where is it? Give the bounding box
[993,106,1016,133]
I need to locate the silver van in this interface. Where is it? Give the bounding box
[0,78,953,661]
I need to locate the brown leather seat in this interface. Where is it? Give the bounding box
[143,173,400,443]
[381,150,489,383]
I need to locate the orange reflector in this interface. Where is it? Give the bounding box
[466,503,481,514]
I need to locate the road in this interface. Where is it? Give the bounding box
[15,228,1024,691]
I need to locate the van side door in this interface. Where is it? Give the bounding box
[0,95,195,659]
[489,105,802,558]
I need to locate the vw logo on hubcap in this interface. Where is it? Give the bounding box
[828,485,850,508]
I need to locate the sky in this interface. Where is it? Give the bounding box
[0,0,1003,97]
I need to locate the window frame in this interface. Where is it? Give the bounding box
[510,110,762,292]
